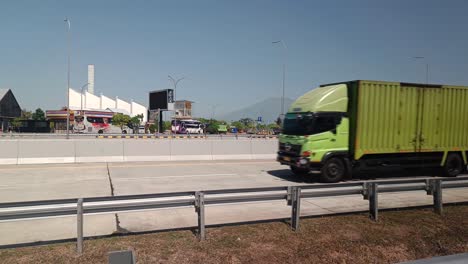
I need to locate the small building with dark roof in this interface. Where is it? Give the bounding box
[0,89,21,132]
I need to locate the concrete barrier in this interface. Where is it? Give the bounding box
[0,140,18,165]
[0,138,279,165]
[250,140,278,159]
[17,140,75,164]
[75,139,124,163]
[170,140,212,161]
[212,140,252,160]
[123,140,171,162]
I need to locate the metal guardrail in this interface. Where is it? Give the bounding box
[0,176,467,254]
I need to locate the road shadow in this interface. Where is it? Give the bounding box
[267,167,445,183]
[266,169,321,183]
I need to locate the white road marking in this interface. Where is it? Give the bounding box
[116,173,239,180]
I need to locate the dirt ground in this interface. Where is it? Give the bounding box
[1,205,467,264]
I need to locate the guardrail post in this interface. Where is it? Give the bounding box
[77,198,84,254]
[425,179,433,195]
[286,186,293,206]
[369,183,378,221]
[362,182,369,200]
[291,187,301,231]
[195,192,205,241]
[426,179,443,215]
[433,179,443,215]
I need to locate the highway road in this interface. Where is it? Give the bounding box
[0,160,467,246]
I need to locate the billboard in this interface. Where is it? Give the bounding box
[149,89,174,110]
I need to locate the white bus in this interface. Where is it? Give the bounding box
[73,110,128,134]
[171,119,204,134]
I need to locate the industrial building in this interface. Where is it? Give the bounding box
[0,89,21,132]
[68,65,147,120]
[46,65,148,132]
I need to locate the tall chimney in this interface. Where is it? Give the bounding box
[88,64,95,95]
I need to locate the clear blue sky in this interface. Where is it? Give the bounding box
[1,0,467,118]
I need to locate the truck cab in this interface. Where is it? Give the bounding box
[277,84,350,182]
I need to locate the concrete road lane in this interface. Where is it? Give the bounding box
[0,163,111,203]
[0,160,467,247]
[107,160,297,195]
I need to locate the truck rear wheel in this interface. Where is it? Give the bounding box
[320,157,346,183]
[443,153,463,177]
[290,166,309,176]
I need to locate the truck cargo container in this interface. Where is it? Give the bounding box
[277,80,468,182]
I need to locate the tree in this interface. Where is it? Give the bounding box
[239,118,255,129]
[149,124,157,133]
[21,109,32,119]
[129,114,144,134]
[267,123,280,129]
[230,121,245,132]
[11,117,24,132]
[276,117,282,125]
[163,121,171,132]
[111,113,131,132]
[32,108,46,121]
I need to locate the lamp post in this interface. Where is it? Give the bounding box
[168,75,185,135]
[80,83,90,113]
[412,56,429,86]
[211,104,220,120]
[168,75,185,101]
[272,40,287,119]
[64,17,71,138]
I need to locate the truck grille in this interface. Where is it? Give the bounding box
[279,143,302,156]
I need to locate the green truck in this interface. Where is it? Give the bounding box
[277,80,468,182]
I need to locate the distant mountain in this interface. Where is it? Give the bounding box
[218,97,294,123]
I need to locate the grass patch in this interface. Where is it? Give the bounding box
[0,206,467,263]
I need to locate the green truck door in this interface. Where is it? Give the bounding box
[355,82,448,158]
[399,85,420,153]
[419,86,468,154]
[418,87,441,152]
[355,82,419,159]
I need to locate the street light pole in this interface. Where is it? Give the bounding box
[211,104,219,120]
[168,75,185,101]
[64,17,71,138]
[80,83,90,113]
[273,40,287,118]
[413,56,429,86]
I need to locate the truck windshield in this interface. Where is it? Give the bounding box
[282,112,340,136]
[282,113,314,135]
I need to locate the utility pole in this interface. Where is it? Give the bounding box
[272,40,287,119]
[65,17,71,138]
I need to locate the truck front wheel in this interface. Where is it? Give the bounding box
[320,157,346,183]
[443,153,463,177]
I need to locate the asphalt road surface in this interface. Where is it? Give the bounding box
[0,160,467,246]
